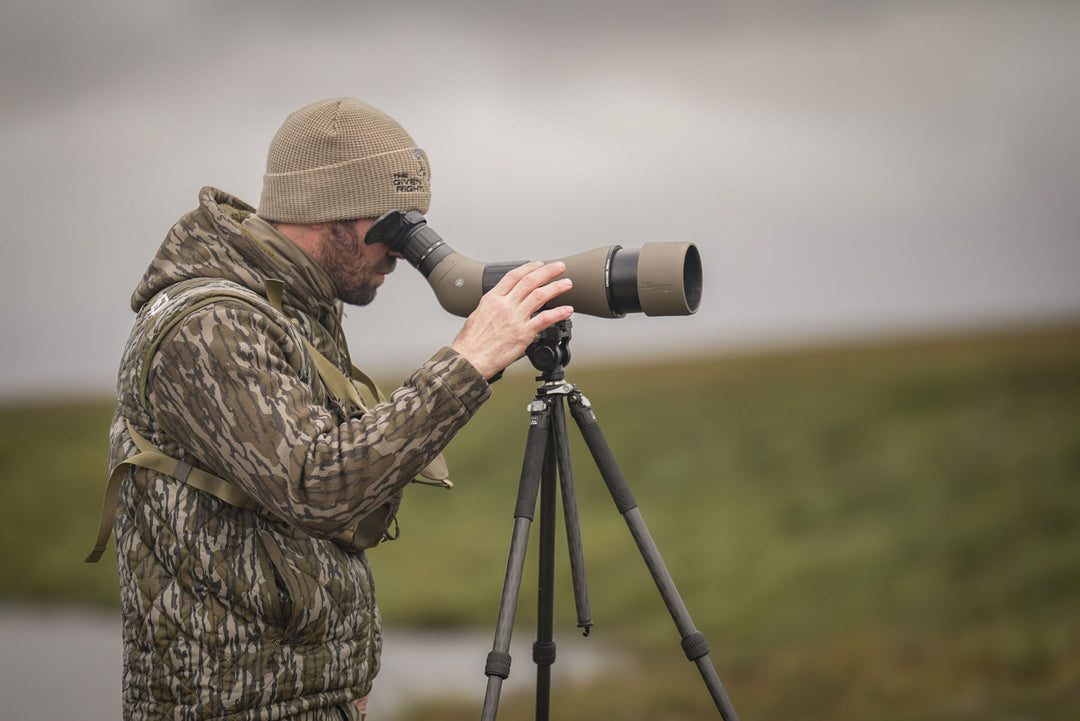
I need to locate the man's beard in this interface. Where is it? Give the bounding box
[321,221,395,306]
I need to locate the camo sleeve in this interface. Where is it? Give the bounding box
[144,299,491,538]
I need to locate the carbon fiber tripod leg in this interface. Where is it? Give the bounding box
[567,390,741,721]
[481,398,550,721]
[535,433,557,719]
[551,400,593,635]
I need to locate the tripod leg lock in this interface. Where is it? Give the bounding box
[532,640,557,666]
[680,631,711,662]
[485,650,513,679]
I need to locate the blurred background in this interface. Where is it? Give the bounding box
[1,1,1077,719]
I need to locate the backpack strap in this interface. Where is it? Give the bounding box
[85,417,392,562]
[265,279,451,487]
[85,419,263,563]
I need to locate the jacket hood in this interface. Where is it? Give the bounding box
[131,187,336,319]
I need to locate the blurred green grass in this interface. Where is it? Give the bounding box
[2,325,1078,719]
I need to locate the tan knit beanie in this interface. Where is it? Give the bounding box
[258,98,430,223]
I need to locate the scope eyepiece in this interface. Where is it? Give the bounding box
[367,209,454,275]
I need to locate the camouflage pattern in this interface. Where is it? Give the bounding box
[111,187,491,719]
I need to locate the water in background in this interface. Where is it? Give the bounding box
[0,605,619,720]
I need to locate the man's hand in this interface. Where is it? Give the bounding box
[451,261,574,379]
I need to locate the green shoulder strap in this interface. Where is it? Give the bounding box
[86,418,391,562]
[85,419,262,563]
[264,279,451,487]
[265,278,381,409]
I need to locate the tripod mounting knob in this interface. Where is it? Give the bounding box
[526,319,572,375]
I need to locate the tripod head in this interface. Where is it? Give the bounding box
[527,319,573,380]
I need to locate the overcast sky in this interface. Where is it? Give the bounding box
[1,0,1078,402]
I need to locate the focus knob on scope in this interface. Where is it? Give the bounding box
[366,209,702,319]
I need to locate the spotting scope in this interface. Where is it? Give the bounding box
[366,210,702,318]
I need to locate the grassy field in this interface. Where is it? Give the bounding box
[2,325,1078,719]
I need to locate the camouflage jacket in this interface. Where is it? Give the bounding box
[111,187,491,720]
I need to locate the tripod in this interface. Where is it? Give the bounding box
[481,320,740,721]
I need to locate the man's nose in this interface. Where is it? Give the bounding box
[369,241,402,259]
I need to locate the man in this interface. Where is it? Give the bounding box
[95,97,573,719]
